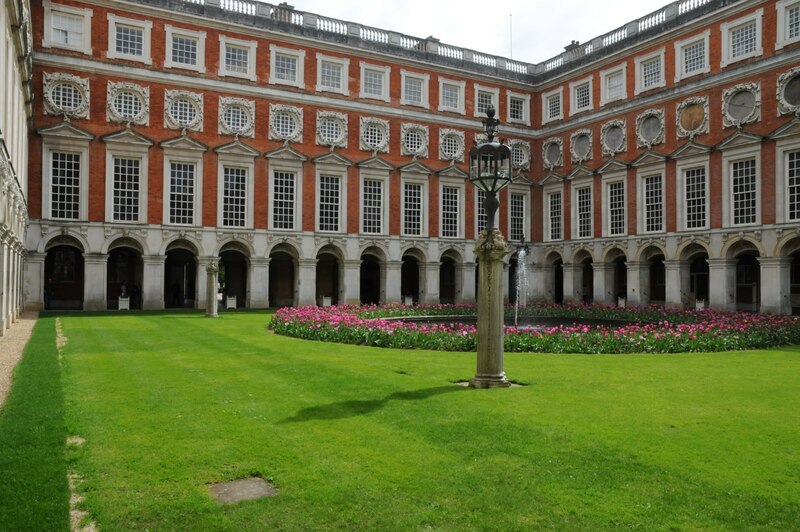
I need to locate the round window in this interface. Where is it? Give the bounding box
[273,112,298,139]
[441,134,463,160]
[545,142,561,166]
[403,129,424,154]
[782,74,800,107]
[679,103,705,133]
[51,82,83,112]
[112,90,143,121]
[640,115,662,143]
[573,134,591,160]
[168,97,198,127]
[604,125,624,152]
[318,117,344,145]
[511,145,529,167]
[727,89,756,121]
[362,123,385,150]
[223,105,250,134]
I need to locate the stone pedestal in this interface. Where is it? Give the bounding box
[470,229,511,389]
[626,261,647,306]
[708,258,736,311]
[422,261,441,304]
[249,257,270,308]
[562,262,579,303]
[342,259,362,304]
[83,253,109,311]
[142,255,166,310]
[459,262,476,303]
[384,260,402,303]
[664,259,685,308]
[759,257,791,314]
[297,258,317,306]
[206,261,219,318]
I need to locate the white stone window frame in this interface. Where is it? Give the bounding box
[777,0,800,49]
[400,70,430,109]
[508,139,531,170]
[541,87,563,124]
[600,63,627,107]
[570,129,593,164]
[315,110,348,148]
[634,48,665,95]
[269,104,303,143]
[400,172,430,238]
[162,149,203,227]
[570,177,594,240]
[543,184,563,243]
[315,161,348,234]
[674,30,710,82]
[602,171,627,238]
[636,108,666,149]
[721,144,761,229]
[438,78,466,115]
[438,129,465,163]
[315,53,349,96]
[107,13,152,65]
[569,76,593,116]
[636,163,667,235]
[269,44,305,89]
[43,1,93,55]
[473,84,500,118]
[722,81,761,128]
[676,96,710,139]
[218,97,255,138]
[267,157,303,232]
[507,185,530,242]
[359,116,390,153]
[107,81,149,126]
[164,25,206,73]
[104,142,149,224]
[774,135,800,224]
[601,119,627,156]
[359,168,390,236]
[42,138,89,221]
[400,123,429,158]
[217,155,255,230]
[218,35,258,81]
[439,178,465,239]
[721,8,764,68]
[542,137,563,170]
[777,66,800,116]
[506,91,531,126]
[164,90,203,132]
[675,154,710,232]
[43,72,90,119]
[359,62,391,103]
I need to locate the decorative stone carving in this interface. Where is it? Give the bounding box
[316,111,348,148]
[106,81,149,125]
[269,104,303,143]
[777,66,800,116]
[164,90,203,132]
[601,119,627,156]
[439,129,465,162]
[359,117,390,153]
[635,108,665,148]
[508,139,531,170]
[400,123,429,158]
[542,137,563,169]
[218,97,255,138]
[43,72,90,119]
[676,96,709,139]
[570,129,593,163]
[722,82,761,128]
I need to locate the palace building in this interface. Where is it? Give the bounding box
[5,0,800,319]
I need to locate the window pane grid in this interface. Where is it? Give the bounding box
[575,83,590,109]
[169,162,195,225]
[476,190,487,233]
[609,182,625,236]
[319,175,340,232]
[641,57,661,87]
[320,61,342,89]
[442,84,460,109]
[171,35,197,65]
[477,91,493,114]
[547,94,561,119]
[577,186,592,238]
[51,152,80,220]
[404,77,423,104]
[730,21,757,58]
[606,70,624,100]
[274,53,297,81]
[644,175,663,232]
[362,179,383,234]
[363,69,384,97]
[732,159,757,225]
[52,12,84,46]
[684,167,706,229]
[510,193,525,241]
[115,24,143,56]
[441,186,459,238]
[509,97,524,120]
[403,183,422,235]
[683,40,705,74]
[549,192,562,241]
[222,167,247,228]
[788,151,800,220]
[113,157,140,222]
[790,5,800,39]
[225,45,249,74]
[272,171,295,230]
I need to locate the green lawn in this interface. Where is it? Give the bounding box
[2,311,799,530]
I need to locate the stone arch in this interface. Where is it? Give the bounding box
[400,246,427,263]
[219,241,251,308]
[215,238,254,257]
[601,245,627,263]
[439,249,461,305]
[440,247,463,263]
[315,242,346,262]
[101,233,148,255]
[269,242,299,307]
[164,240,199,308]
[360,245,385,305]
[725,239,761,312]
[43,235,86,310]
[571,247,594,263]
[359,243,388,262]
[106,237,145,309]
[721,237,765,260]
[635,242,667,262]
[774,232,800,258]
[161,236,201,256]
[41,232,87,253]
[268,241,300,260]
[678,240,712,261]
[401,247,425,304]
[316,244,344,306]
[544,250,564,265]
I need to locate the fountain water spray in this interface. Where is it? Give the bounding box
[514,246,528,327]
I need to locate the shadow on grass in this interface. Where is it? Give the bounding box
[279,385,466,423]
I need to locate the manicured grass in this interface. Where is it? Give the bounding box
[6,311,800,529]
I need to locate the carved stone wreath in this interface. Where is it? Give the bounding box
[269,104,303,143]
[570,129,593,163]
[43,72,90,119]
[164,90,203,132]
[722,82,761,128]
[438,129,465,162]
[542,137,563,169]
[218,97,255,138]
[316,111,348,148]
[777,66,800,116]
[635,108,665,148]
[359,117,390,153]
[601,119,627,156]
[676,96,709,139]
[400,123,429,158]
[107,81,149,125]
[508,139,531,170]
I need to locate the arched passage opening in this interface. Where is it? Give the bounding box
[605,248,627,303]
[44,237,84,310]
[792,251,800,315]
[575,251,593,304]
[164,240,197,309]
[269,245,297,307]
[316,248,341,306]
[439,253,457,304]
[360,250,382,305]
[401,252,421,304]
[220,243,249,308]
[107,238,143,309]
[544,251,564,304]
[734,249,760,312]
[640,247,665,304]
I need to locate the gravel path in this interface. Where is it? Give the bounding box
[0,312,39,411]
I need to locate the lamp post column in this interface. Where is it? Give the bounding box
[206,261,219,318]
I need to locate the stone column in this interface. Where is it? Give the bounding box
[593,263,614,305]
[707,258,736,311]
[626,261,648,306]
[384,260,402,303]
[562,262,579,303]
[205,261,219,317]
[502,262,510,304]
[758,257,791,315]
[83,253,109,311]
[249,257,270,308]
[529,263,545,301]
[422,261,441,304]
[142,255,166,310]
[459,262,476,303]
[9,248,17,322]
[470,230,511,388]
[297,258,317,306]
[14,250,22,320]
[342,259,362,305]
[24,251,45,311]
[664,259,684,308]
[196,257,213,310]
[541,264,555,303]
[0,243,7,334]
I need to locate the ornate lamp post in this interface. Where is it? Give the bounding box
[468,107,513,388]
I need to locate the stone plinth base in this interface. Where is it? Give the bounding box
[469,373,512,388]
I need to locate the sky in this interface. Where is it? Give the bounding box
[289,0,675,64]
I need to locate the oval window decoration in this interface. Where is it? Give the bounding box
[777,67,800,116]
[169,97,198,128]
[362,123,386,151]
[112,90,144,121]
[601,120,627,156]
[636,109,665,148]
[51,82,84,113]
[543,138,562,169]
[273,112,297,138]
[676,96,709,139]
[722,82,760,128]
[571,130,592,163]
[223,105,249,134]
[44,73,90,119]
[439,130,464,161]
[317,113,347,147]
[269,104,303,143]
[401,124,428,157]
[510,141,530,169]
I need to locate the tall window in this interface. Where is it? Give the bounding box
[573,82,591,111]
[403,75,424,106]
[222,167,247,228]
[319,61,342,90]
[272,171,296,230]
[441,83,461,110]
[274,53,297,83]
[509,97,524,121]
[52,12,85,47]
[545,92,562,121]
[608,182,625,236]
[108,15,151,63]
[605,69,625,102]
[441,186,459,238]
[225,44,249,74]
[172,35,197,66]
[684,167,707,229]
[362,179,383,234]
[548,192,562,241]
[360,64,389,101]
[476,190,487,233]
[644,175,663,232]
[730,20,757,59]
[51,152,81,220]
[112,157,140,222]
[641,56,662,89]
[510,193,525,241]
[732,159,757,225]
[169,162,195,225]
[577,186,592,238]
[476,90,494,115]
[403,183,422,236]
[789,151,800,221]
[682,40,705,75]
[790,3,800,39]
[319,175,340,232]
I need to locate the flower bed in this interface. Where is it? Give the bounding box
[269,303,800,354]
